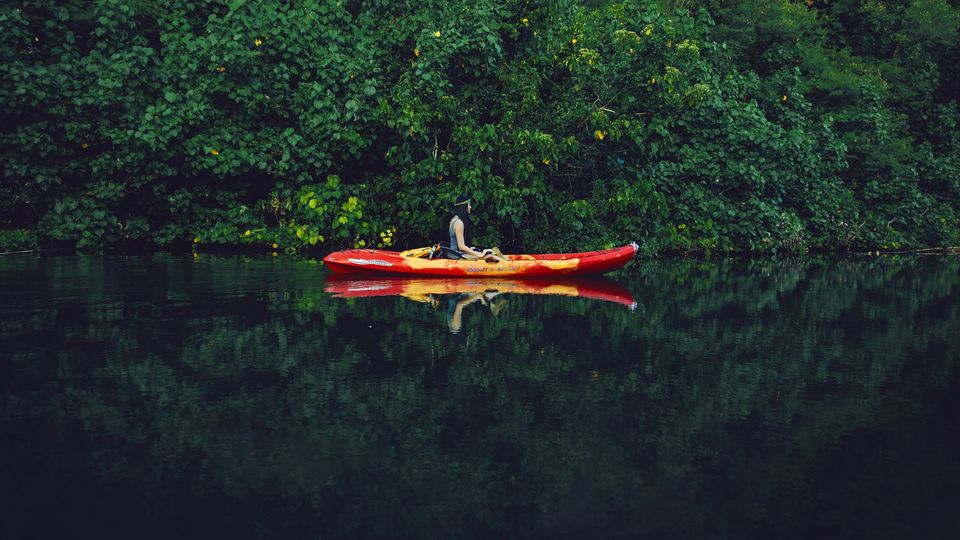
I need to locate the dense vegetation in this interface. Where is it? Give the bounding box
[2,0,959,254]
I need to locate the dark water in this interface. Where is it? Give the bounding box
[1,254,958,539]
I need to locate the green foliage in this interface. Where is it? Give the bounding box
[553,177,667,252]
[0,228,38,251]
[1,0,958,253]
[280,175,382,250]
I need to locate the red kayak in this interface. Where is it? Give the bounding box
[322,242,638,277]
[324,275,638,309]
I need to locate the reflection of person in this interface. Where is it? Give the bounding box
[448,195,506,262]
[445,291,505,334]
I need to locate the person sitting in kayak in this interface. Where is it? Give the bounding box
[448,194,506,261]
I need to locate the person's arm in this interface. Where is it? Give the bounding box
[453,220,491,259]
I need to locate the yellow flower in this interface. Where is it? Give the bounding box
[782,95,788,102]
[543,158,550,165]
[414,48,420,57]
[81,143,89,149]
[254,38,262,47]
[651,77,656,85]
[521,17,529,26]
[433,30,441,37]
[244,230,251,237]
[193,236,200,244]
[271,242,278,249]
[594,130,606,140]
[359,240,366,247]
[571,38,577,44]
[215,66,226,73]
[272,252,278,257]
[210,149,219,156]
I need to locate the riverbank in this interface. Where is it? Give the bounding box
[4,237,958,260]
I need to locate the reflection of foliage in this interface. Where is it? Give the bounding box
[1,254,959,537]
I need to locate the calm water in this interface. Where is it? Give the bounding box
[1,254,958,539]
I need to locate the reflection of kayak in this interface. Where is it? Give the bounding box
[322,242,638,277]
[324,275,638,309]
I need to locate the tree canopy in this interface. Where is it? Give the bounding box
[2,0,958,254]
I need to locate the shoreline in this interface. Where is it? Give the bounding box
[5,245,958,259]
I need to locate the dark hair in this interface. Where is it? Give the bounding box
[450,194,471,218]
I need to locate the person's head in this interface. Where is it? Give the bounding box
[452,194,472,217]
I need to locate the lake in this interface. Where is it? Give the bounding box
[1,254,958,539]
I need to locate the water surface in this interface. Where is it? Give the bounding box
[1,254,958,539]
